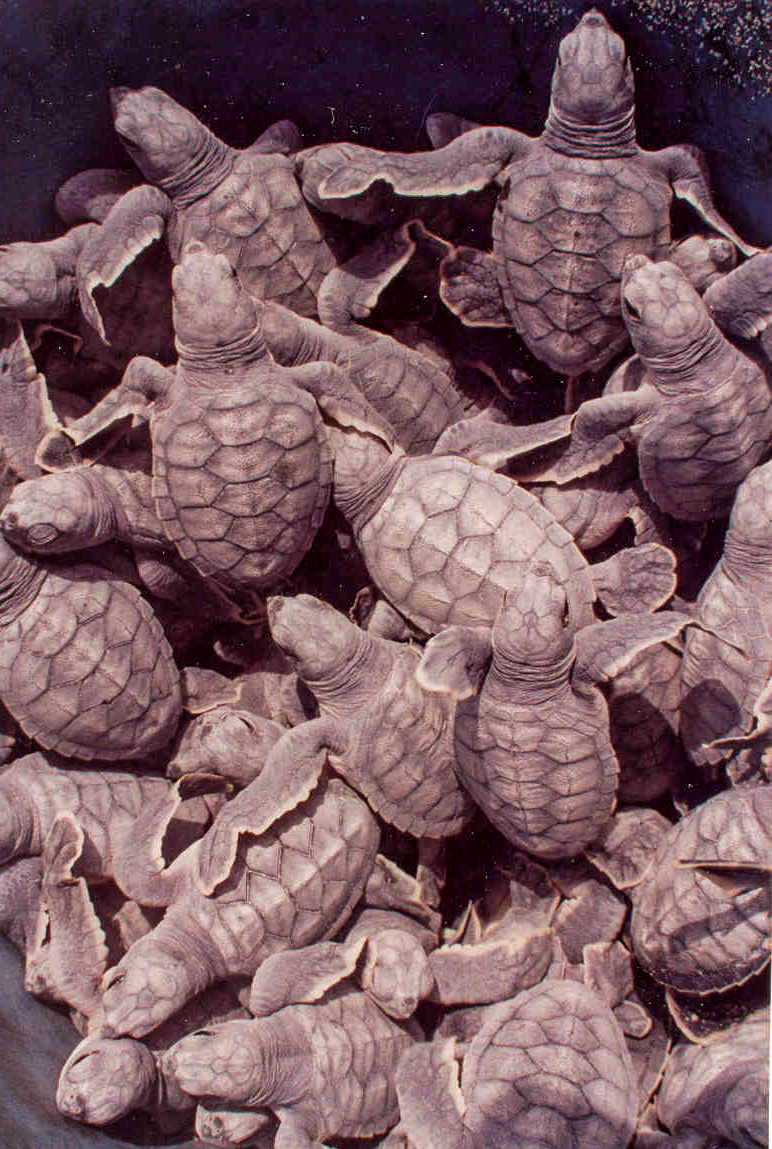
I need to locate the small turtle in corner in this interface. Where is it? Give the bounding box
[416,563,703,858]
[297,10,755,382]
[74,87,335,339]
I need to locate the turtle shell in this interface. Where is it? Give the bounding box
[0,553,181,761]
[153,371,332,598]
[493,149,671,376]
[630,785,772,993]
[356,454,596,635]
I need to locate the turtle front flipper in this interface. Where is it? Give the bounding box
[427,921,554,1007]
[76,184,172,341]
[396,1039,471,1149]
[54,168,142,225]
[573,610,708,695]
[25,812,108,1019]
[590,542,677,615]
[432,411,574,471]
[196,715,346,896]
[650,145,760,258]
[440,246,509,328]
[0,320,64,480]
[703,249,772,340]
[416,625,493,700]
[289,359,395,448]
[249,936,366,1016]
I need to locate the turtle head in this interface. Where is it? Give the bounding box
[551,10,634,124]
[621,254,716,377]
[0,242,64,319]
[267,594,360,685]
[168,706,278,788]
[360,929,434,1019]
[111,86,210,185]
[56,1035,157,1124]
[491,564,574,677]
[172,242,260,355]
[1,472,104,553]
[165,1019,270,1106]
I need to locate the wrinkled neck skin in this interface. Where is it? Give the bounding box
[78,468,121,544]
[0,781,33,864]
[720,529,772,589]
[541,103,637,157]
[305,629,391,716]
[486,644,575,706]
[240,1014,310,1109]
[638,321,727,396]
[176,322,269,377]
[157,128,235,209]
[0,546,46,625]
[330,430,405,533]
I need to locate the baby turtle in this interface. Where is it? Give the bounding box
[297,10,754,379]
[96,762,397,1037]
[656,1008,769,1149]
[38,245,387,609]
[265,592,474,838]
[679,460,772,769]
[164,981,418,1149]
[324,410,676,636]
[395,978,637,1149]
[0,523,181,760]
[417,564,700,858]
[630,784,771,994]
[76,87,335,339]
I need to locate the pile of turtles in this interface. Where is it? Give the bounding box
[0,10,768,1148]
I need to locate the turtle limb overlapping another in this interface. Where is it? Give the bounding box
[416,564,701,858]
[297,10,755,384]
[393,977,638,1149]
[36,244,395,613]
[257,219,503,455]
[321,404,677,637]
[74,87,336,341]
[679,459,772,771]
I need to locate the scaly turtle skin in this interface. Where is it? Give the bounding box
[297,10,754,379]
[325,415,676,636]
[0,529,181,760]
[416,565,699,858]
[76,87,335,340]
[164,983,418,1149]
[265,592,474,838]
[38,245,385,608]
[98,769,381,1038]
[395,978,637,1149]
[679,459,772,768]
[629,784,771,994]
[656,1008,769,1149]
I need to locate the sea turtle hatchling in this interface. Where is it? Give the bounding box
[416,564,703,858]
[37,244,391,610]
[163,981,419,1149]
[74,87,336,340]
[320,406,677,636]
[393,977,638,1149]
[297,9,755,380]
[629,784,772,995]
[264,592,474,838]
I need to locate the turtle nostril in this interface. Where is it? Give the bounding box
[1,511,17,531]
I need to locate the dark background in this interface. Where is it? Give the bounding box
[0,2,770,1145]
[1,0,771,245]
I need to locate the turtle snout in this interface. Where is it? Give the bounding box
[109,86,131,113]
[266,595,287,629]
[579,9,609,27]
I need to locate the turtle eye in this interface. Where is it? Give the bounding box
[624,296,641,320]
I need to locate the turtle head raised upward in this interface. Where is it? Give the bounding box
[57,1034,157,1125]
[550,10,634,126]
[172,243,265,363]
[621,255,722,389]
[491,564,574,681]
[1,471,108,554]
[268,594,361,684]
[111,86,223,190]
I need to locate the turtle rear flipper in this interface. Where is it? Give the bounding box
[25,812,107,1019]
[76,184,172,341]
[396,1039,471,1149]
[440,246,509,328]
[703,249,772,340]
[590,542,677,615]
[196,715,344,896]
[249,936,366,1016]
[0,320,64,480]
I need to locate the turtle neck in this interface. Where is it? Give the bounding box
[542,104,637,158]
